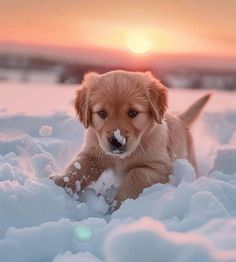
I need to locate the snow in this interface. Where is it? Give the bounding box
[213,148,236,174]
[53,252,103,262]
[63,176,70,182]
[0,83,236,262]
[104,217,236,262]
[170,159,196,186]
[87,169,123,195]
[73,161,81,170]
[39,125,53,137]
[113,129,126,146]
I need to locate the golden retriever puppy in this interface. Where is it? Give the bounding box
[52,70,210,207]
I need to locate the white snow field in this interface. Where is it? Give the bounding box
[0,82,236,262]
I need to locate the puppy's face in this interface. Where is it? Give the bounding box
[75,70,168,158]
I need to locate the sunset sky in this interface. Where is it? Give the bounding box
[0,0,236,56]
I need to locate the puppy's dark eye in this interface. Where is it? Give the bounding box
[128,109,138,118]
[98,110,107,119]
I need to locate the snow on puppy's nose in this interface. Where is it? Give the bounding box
[113,129,126,146]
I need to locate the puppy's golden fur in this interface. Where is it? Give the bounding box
[53,70,210,207]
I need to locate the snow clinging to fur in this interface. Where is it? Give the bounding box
[113,129,126,145]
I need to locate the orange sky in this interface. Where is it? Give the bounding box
[0,0,236,56]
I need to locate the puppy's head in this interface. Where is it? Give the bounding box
[75,70,168,158]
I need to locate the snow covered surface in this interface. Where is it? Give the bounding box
[0,83,236,262]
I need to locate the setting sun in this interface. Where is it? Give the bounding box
[125,33,153,54]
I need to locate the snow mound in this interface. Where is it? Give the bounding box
[104,217,236,262]
[213,147,236,174]
[39,125,53,137]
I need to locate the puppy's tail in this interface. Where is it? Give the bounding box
[179,94,211,127]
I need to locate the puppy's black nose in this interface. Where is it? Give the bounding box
[108,135,123,149]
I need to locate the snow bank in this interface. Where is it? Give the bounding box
[104,217,236,262]
[0,179,75,239]
[1,168,236,262]
[0,84,236,262]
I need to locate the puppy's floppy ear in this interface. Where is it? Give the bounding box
[75,72,99,128]
[146,72,168,124]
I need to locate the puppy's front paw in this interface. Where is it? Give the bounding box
[50,173,82,194]
[50,175,66,187]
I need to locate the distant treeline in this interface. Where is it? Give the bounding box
[0,53,235,90]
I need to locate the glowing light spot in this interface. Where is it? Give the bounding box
[74,224,93,242]
[126,33,153,54]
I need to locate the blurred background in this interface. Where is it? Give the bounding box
[0,0,236,89]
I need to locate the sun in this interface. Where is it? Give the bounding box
[125,33,153,54]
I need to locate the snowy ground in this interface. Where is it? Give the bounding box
[0,82,236,262]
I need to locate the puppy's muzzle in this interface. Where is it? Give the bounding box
[108,135,125,153]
